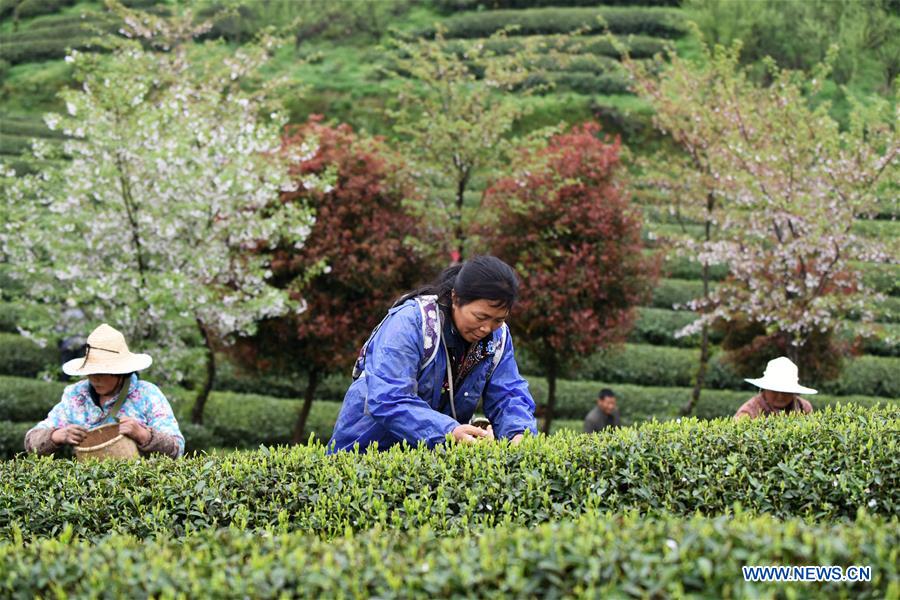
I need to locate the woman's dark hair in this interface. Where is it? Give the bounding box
[394,255,519,309]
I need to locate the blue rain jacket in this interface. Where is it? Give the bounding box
[328,298,538,452]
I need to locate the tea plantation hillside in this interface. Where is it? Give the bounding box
[0,1,897,595]
[1,0,896,444]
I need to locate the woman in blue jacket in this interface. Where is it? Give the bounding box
[329,255,537,452]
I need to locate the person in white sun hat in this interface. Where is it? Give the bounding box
[24,323,184,457]
[734,356,817,420]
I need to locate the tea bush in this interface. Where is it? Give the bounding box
[444,34,667,60]
[425,7,688,39]
[526,376,895,421]
[434,0,679,13]
[0,333,56,378]
[0,406,896,540]
[0,511,894,599]
[0,421,30,459]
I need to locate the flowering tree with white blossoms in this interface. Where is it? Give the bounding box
[0,9,322,424]
[624,42,897,402]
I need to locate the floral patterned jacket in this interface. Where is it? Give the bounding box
[25,373,184,458]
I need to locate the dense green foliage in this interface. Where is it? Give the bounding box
[0,406,896,541]
[0,332,55,377]
[524,377,897,422]
[685,0,899,94]
[434,0,679,12]
[424,7,688,39]
[0,511,895,599]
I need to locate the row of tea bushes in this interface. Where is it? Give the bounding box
[1,406,896,540]
[441,33,668,60]
[517,342,900,398]
[424,6,688,39]
[569,344,900,397]
[523,377,895,422]
[433,0,680,13]
[653,254,900,299]
[629,307,900,356]
[1,511,894,599]
[4,367,893,435]
[650,278,900,322]
[0,333,56,378]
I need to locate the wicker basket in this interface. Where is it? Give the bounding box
[74,423,139,461]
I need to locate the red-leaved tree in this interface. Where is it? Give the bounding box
[480,123,656,433]
[232,117,433,442]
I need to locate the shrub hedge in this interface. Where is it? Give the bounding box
[0,406,896,540]
[849,322,900,356]
[561,343,747,389]
[173,390,341,449]
[525,376,896,421]
[444,34,667,60]
[434,0,679,13]
[0,376,64,422]
[520,70,630,94]
[0,421,30,459]
[0,35,106,65]
[0,333,56,378]
[628,307,719,347]
[650,251,899,297]
[651,277,706,309]
[571,344,900,397]
[9,0,75,20]
[0,115,65,139]
[0,511,894,599]
[817,355,900,397]
[0,302,21,333]
[650,278,900,321]
[630,307,898,355]
[214,360,349,400]
[426,7,688,40]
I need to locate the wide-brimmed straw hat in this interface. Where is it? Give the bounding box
[744,356,817,395]
[62,323,152,376]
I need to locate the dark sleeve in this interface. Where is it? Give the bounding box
[583,410,599,433]
[611,408,622,428]
[137,428,182,459]
[24,427,61,456]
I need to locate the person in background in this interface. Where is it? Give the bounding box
[584,388,621,433]
[56,305,86,378]
[25,323,184,458]
[329,255,537,452]
[734,356,815,420]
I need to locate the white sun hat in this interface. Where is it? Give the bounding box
[62,323,152,377]
[744,356,817,395]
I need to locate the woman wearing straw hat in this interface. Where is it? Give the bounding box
[734,356,816,420]
[24,323,184,457]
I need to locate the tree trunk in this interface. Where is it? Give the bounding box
[683,318,709,416]
[292,368,320,444]
[454,169,470,261]
[681,192,715,416]
[191,319,216,425]
[541,358,558,435]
